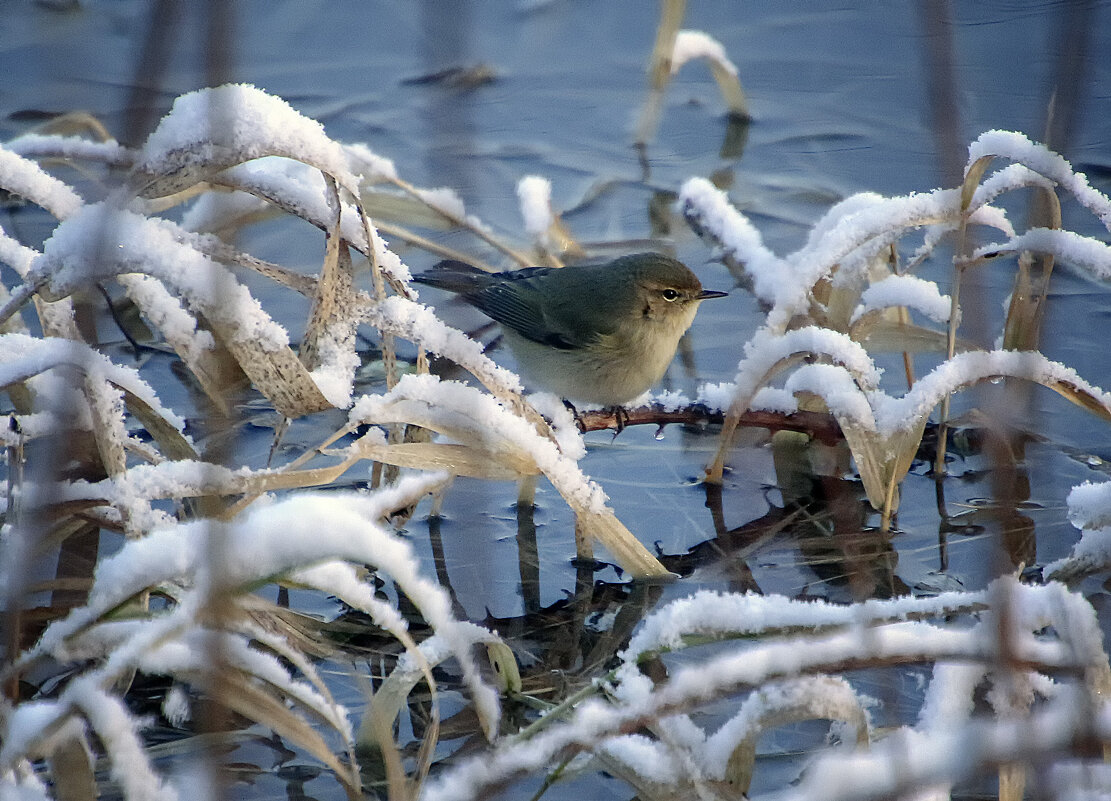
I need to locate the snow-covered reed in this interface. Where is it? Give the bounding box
[2,77,1111,801]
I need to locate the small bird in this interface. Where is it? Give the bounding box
[412,252,727,407]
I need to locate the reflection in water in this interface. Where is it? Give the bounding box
[420,0,478,212]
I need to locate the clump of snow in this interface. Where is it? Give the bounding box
[517,175,553,245]
[414,186,466,220]
[653,389,690,413]
[118,274,216,363]
[701,677,867,780]
[0,332,187,435]
[1066,481,1111,530]
[68,678,174,801]
[527,390,586,459]
[350,373,607,513]
[728,327,883,413]
[35,203,290,350]
[777,187,962,331]
[970,227,1111,281]
[869,349,1111,434]
[136,83,358,197]
[308,334,360,408]
[679,177,787,305]
[851,274,952,326]
[784,364,875,428]
[749,386,799,414]
[343,141,398,183]
[365,294,523,397]
[1045,481,1111,580]
[968,130,1111,229]
[6,133,132,167]
[0,146,84,220]
[695,381,738,412]
[619,587,987,662]
[0,231,39,278]
[670,30,738,76]
[162,685,191,727]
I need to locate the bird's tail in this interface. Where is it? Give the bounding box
[411,259,495,294]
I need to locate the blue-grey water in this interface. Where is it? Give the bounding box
[3,2,1110,799]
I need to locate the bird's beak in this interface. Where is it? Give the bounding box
[698,289,729,299]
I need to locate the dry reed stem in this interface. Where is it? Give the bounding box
[383,174,533,268]
[935,154,993,476]
[634,0,687,146]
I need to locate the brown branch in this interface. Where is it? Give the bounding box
[575,402,842,444]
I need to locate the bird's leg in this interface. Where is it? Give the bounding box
[610,405,630,438]
[564,399,586,433]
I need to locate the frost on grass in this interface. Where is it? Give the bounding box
[670,30,738,76]
[1045,481,1111,580]
[968,129,1111,228]
[0,332,186,435]
[426,578,1108,801]
[134,82,358,198]
[350,373,604,512]
[0,146,84,220]
[0,83,571,798]
[516,174,553,246]
[8,483,506,792]
[6,79,1111,800]
[35,203,290,350]
[851,274,951,326]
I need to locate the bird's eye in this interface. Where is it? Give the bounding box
[661,288,680,302]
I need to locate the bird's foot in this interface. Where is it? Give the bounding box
[564,400,586,433]
[609,405,630,439]
[563,402,630,436]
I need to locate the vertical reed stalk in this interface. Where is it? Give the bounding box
[935,155,993,477]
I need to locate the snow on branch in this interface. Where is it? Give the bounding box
[0,145,84,220]
[134,83,359,199]
[968,130,1111,229]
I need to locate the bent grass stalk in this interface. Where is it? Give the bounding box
[3,83,1111,801]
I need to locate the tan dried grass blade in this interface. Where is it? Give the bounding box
[1002,186,1062,351]
[356,441,537,481]
[382,174,533,268]
[81,373,127,480]
[844,368,1111,518]
[356,394,670,576]
[217,328,332,417]
[708,348,875,483]
[839,416,929,515]
[634,0,687,145]
[115,385,199,461]
[46,728,97,801]
[936,154,996,476]
[211,670,360,798]
[485,640,522,694]
[709,58,749,120]
[299,204,357,377]
[850,317,954,353]
[116,277,242,415]
[361,189,460,230]
[1044,377,1111,422]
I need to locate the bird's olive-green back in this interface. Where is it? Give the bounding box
[466,253,702,350]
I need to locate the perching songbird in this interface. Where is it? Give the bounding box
[412,252,727,406]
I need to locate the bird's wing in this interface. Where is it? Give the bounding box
[417,261,624,351]
[468,280,587,350]
[486,266,629,350]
